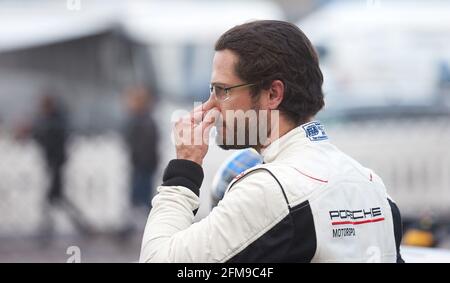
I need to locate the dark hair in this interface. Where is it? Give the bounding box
[215,20,324,125]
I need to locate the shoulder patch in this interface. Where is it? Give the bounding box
[302,121,328,141]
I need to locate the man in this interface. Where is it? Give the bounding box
[140,20,404,263]
[28,93,91,236]
[124,86,159,213]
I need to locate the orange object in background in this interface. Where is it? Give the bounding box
[403,229,435,247]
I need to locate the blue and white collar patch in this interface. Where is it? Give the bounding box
[302,121,328,141]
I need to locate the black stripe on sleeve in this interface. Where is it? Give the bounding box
[162,159,204,197]
[228,168,291,210]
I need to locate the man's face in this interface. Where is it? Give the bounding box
[210,49,269,150]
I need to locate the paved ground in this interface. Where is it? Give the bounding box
[0,231,143,263]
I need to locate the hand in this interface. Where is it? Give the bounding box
[174,97,220,166]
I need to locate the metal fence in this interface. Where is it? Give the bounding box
[0,133,130,237]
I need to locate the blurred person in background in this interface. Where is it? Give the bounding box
[16,91,91,238]
[33,94,68,206]
[123,85,159,229]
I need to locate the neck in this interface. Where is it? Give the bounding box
[255,115,300,153]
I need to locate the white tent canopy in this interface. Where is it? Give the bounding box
[0,0,284,52]
[124,0,284,44]
[0,0,120,52]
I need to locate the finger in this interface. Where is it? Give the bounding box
[192,96,216,114]
[190,106,220,125]
[199,115,217,145]
[191,110,205,124]
[202,120,215,145]
[202,107,220,124]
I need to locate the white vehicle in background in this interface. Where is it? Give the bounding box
[296,1,450,258]
[297,0,450,114]
[402,246,450,263]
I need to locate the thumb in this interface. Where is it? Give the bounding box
[202,119,215,145]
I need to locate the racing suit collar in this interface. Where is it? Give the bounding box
[261,120,327,164]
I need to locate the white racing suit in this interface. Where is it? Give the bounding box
[140,121,404,263]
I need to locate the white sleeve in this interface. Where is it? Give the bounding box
[139,160,288,263]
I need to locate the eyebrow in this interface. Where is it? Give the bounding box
[210,81,228,86]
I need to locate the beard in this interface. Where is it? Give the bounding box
[215,118,256,150]
[215,104,272,151]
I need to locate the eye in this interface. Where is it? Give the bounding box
[214,85,225,95]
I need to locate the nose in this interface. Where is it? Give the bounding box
[207,93,220,110]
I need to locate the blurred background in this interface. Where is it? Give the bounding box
[0,0,449,262]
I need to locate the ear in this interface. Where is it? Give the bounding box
[267,80,284,110]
